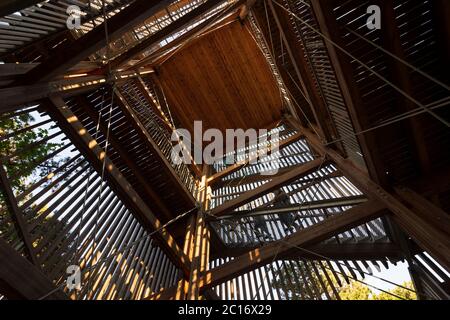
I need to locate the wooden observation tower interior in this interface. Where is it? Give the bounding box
[0,0,449,300]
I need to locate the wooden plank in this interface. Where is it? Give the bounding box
[47,95,191,277]
[22,0,175,83]
[0,238,67,300]
[201,199,385,290]
[209,157,324,217]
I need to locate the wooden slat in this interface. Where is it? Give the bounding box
[109,0,227,69]
[76,95,174,222]
[209,157,324,217]
[134,76,203,179]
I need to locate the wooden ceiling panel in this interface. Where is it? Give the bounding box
[157,20,283,135]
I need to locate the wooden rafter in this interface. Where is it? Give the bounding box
[107,0,229,70]
[267,0,340,146]
[378,1,431,174]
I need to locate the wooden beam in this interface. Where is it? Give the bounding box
[0,165,38,266]
[213,163,341,188]
[207,132,304,185]
[209,157,324,217]
[22,1,175,83]
[114,89,197,207]
[108,0,227,70]
[239,0,257,20]
[131,1,243,70]
[0,0,42,17]
[0,238,67,300]
[292,120,450,272]
[309,0,387,185]
[47,95,191,277]
[201,199,385,290]
[0,76,105,115]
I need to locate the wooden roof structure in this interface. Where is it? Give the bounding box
[0,0,449,300]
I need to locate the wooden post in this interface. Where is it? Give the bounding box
[0,165,38,266]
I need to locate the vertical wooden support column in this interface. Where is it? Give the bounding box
[0,164,38,266]
[187,165,211,300]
